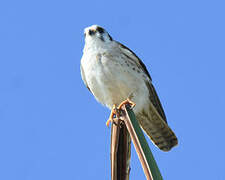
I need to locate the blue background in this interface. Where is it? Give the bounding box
[0,0,224,179]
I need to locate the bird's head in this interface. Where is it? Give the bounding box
[84,25,113,44]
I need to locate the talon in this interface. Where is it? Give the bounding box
[106,105,117,127]
[106,119,112,127]
[118,98,136,110]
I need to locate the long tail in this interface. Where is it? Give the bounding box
[136,103,178,152]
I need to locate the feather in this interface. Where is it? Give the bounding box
[117,42,152,81]
[80,65,91,92]
[136,81,178,151]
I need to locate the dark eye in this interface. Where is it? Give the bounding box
[96,27,104,34]
[88,29,95,36]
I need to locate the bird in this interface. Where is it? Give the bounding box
[80,25,178,151]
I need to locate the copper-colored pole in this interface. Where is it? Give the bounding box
[111,118,120,180]
[110,104,162,180]
[110,118,131,180]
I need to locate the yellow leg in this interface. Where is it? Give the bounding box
[106,105,116,127]
[118,98,136,110]
[106,99,136,127]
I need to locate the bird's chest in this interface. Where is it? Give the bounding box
[82,51,134,107]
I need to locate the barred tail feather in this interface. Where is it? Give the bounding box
[136,103,178,152]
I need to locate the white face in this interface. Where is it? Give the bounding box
[84,25,113,43]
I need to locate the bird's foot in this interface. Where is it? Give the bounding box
[106,99,136,127]
[106,105,117,127]
[118,98,136,110]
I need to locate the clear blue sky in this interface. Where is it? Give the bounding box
[0,0,224,179]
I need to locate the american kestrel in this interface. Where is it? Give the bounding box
[80,25,178,151]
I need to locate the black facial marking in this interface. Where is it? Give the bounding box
[108,34,113,41]
[88,29,95,36]
[96,26,104,34]
[96,26,113,41]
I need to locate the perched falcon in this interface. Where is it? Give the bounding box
[80,25,178,151]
